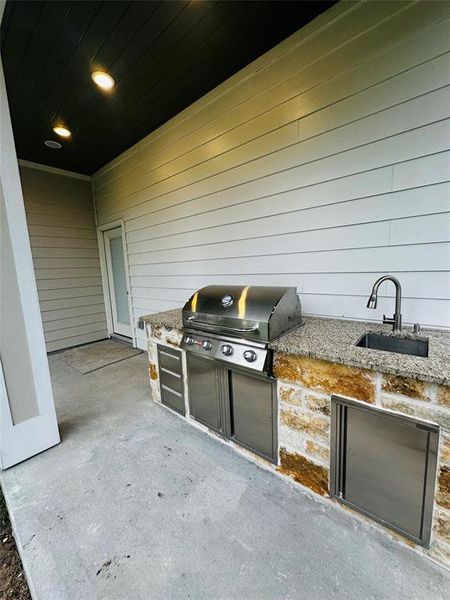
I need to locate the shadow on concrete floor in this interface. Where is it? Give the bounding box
[0,351,449,600]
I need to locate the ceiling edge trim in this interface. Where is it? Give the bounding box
[18,159,91,181]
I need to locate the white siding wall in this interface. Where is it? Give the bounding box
[92,0,450,350]
[20,165,108,352]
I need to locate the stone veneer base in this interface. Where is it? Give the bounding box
[145,321,450,571]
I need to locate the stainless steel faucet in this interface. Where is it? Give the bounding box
[366,275,402,332]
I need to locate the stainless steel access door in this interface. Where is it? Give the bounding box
[186,354,226,434]
[330,396,439,547]
[230,371,277,462]
[186,354,277,463]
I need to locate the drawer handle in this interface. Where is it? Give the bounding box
[161,367,181,379]
[161,384,182,397]
[186,316,258,333]
[160,350,180,361]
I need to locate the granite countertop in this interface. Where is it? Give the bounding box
[141,310,450,386]
[272,317,450,386]
[142,309,183,331]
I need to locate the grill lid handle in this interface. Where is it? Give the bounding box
[186,315,259,333]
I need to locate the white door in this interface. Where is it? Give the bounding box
[104,227,132,338]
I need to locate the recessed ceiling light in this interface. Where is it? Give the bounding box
[91,70,115,90]
[53,126,71,138]
[44,140,62,149]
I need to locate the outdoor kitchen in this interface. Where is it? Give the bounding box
[141,282,450,568]
[1,0,449,598]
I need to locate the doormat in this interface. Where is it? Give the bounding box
[59,339,142,374]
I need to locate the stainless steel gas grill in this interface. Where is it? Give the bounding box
[181,285,302,373]
[181,285,302,462]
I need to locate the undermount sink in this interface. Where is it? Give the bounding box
[356,333,429,357]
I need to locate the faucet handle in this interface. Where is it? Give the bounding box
[413,323,421,334]
[383,314,394,325]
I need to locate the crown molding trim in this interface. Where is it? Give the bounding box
[18,159,91,181]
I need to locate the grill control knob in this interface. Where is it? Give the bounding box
[202,340,212,350]
[221,344,233,356]
[243,350,257,363]
[185,336,194,346]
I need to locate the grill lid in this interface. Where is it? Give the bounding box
[182,285,302,342]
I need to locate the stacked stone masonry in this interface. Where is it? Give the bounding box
[274,352,450,568]
[145,321,450,569]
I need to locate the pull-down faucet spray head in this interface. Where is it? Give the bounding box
[366,293,377,309]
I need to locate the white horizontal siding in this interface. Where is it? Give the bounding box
[92,0,450,334]
[44,322,108,343]
[94,1,448,197]
[45,330,110,353]
[38,286,104,301]
[43,313,107,332]
[37,277,104,290]
[20,166,108,351]
[31,236,99,249]
[41,304,106,322]
[97,83,450,219]
[130,271,449,300]
[126,184,449,257]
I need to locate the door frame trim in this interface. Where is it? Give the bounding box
[96,220,135,347]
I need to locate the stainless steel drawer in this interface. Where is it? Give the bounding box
[158,346,183,374]
[157,344,185,415]
[330,396,439,547]
[159,366,183,394]
[160,384,185,415]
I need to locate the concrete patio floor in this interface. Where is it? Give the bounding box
[1,348,449,600]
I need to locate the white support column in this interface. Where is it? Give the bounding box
[0,54,60,468]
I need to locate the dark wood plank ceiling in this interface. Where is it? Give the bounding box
[1,0,336,175]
